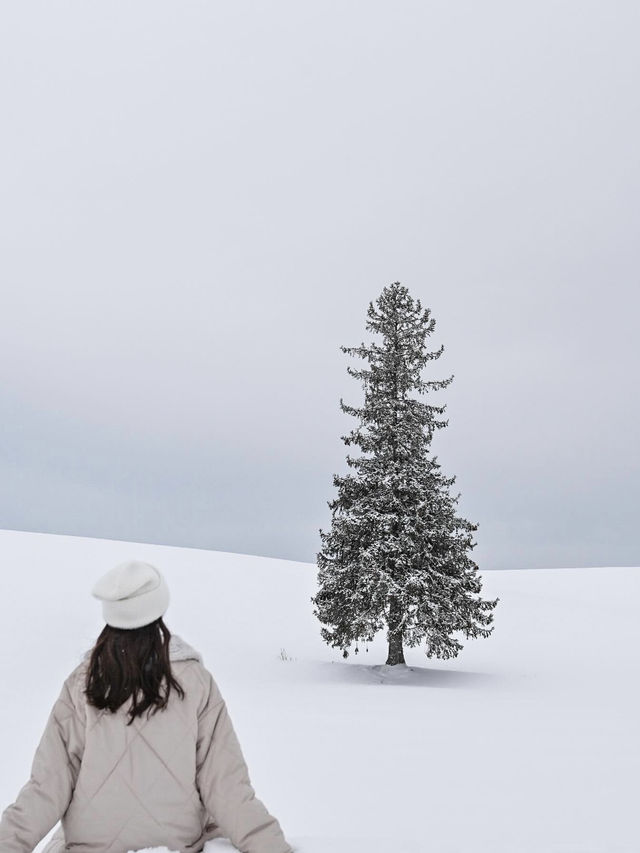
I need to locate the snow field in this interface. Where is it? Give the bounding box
[0,529,637,853]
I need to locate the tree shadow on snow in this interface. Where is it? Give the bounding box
[308,659,500,689]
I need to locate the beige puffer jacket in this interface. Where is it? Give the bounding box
[0,636,293,853]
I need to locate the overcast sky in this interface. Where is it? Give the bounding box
[1,1,638,571]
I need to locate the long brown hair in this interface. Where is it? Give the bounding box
[84,617,185,726]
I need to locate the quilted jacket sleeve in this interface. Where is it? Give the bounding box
[195,669,293,853]
[0,673,85,853]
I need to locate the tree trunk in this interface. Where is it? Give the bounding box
[386,597,406,665]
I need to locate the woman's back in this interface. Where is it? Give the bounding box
[63,635,221,853]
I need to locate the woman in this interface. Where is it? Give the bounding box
[0,560,294,853]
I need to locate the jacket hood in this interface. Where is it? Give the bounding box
[81,633,203,664]
[168,634,203,663]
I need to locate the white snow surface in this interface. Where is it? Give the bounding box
[0,528,638,853]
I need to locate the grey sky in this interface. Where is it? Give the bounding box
[1,1,638,570]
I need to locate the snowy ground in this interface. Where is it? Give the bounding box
[0,528,638,853]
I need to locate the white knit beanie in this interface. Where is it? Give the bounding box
[91,560,170,629]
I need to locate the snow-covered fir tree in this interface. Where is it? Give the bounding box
[312,282,498,665]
